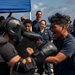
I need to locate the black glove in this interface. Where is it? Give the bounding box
[22,32,43,42]
[12,58,36,75]
[31,42,57,63]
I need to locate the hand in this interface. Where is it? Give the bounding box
[26,57,32,62]
[26,47,34,55]
[22,57,32,64]
[36,39,43,46]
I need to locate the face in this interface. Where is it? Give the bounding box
[50,23,63,38]
[39,20,46,30]
[24,23,31,32]
[36,12,42,18]
[21,17,26,23]
[67,21,71,27]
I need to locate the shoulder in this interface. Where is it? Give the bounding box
[33,20,37,23]
[67,33,75,41]
[62,34,75,51]
[47,29,52,32]
[45,29,51,33]
[45,29,53,36]
[0,36,15,49]
[63,34,75,44]
[71,32,75,37]
[60,35,75,58]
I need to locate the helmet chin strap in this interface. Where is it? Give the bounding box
[1,32,6,37]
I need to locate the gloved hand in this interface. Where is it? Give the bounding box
[31,42,57,63]
[12,57,36,75]
[22,32,43,42]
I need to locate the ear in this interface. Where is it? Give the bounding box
[61,25,65,30]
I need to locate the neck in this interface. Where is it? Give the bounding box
[3,34,14,44]
[59,30,68,40]
[40,28,44,33]
[3,34,9,41]
[36,18,40,22]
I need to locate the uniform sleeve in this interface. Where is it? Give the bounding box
[0,41,18,62]
[60,41,75,58]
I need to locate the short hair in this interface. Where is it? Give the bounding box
[65,15,72,23]
[21,16,26,22]
[23,19,32,26]
[48,13,68,25]
[36,10,42,15]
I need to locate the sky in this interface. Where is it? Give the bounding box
[1,0,75,24]
[31,0,75,24]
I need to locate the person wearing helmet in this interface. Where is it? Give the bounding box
[0,17,36,75]
[0,17,58,75]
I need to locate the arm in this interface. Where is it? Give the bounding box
[45,52,68,64]
[7,55,27,67]
[0,40,36,74]
[22,32,43,43]
[26,42,58,63]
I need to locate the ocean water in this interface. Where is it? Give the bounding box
[46,24,50,29]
